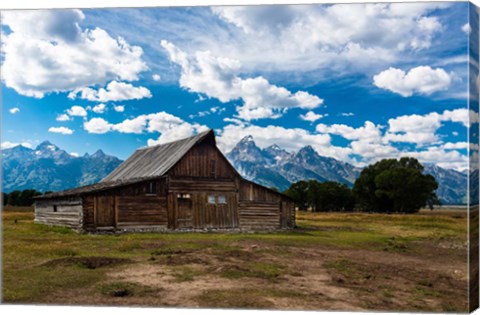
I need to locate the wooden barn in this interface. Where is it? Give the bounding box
[34,130,295,232]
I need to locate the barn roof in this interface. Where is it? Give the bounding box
[102,129,214,182]
[35,176,161,199]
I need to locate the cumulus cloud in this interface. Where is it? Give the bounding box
[161,40,323,120]
[152,74,161,81]
[48,126,74,135]
[1,141,33,149]
[113,105,125,112]
[83,118,113,134]
[384,108,474,146]
[316,121,382,142]
[56,114,71,121]
[300,111,324,122]
[9,107,20,114]
[402,146,468,170]
[92,103,107,114]
[1,9,148,98]
[66,105,87,117]
[210,3,448,73]
[69,81,151,102]
[373,66,452,97]
[82,111,209,144]
[462,23,471,34]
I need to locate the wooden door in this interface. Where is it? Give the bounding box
[177,198,193,229]
[280,201,287,228]
[95,195,115,227]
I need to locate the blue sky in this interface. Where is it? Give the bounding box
[1,2,476,170]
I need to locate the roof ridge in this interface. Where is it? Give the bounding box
[136,129,213,151]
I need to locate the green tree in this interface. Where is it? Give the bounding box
[283,180,310,210]
[19,189,42,206]
[353,157,439,213]
[2,192,7,206]
[6,190,21,206]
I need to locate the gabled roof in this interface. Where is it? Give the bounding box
[35,176,161,199]
[102,129,214,182]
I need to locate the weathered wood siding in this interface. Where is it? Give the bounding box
[239,180,282,202]
[116,195,167,227]
[170,141,237,179]
[168,191,239,229]
[238,180,294,230]
[35,197,83,229]
[83,178,168,230]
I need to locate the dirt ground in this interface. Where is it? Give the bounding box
[3,209,469,312]
[41,238,467,312]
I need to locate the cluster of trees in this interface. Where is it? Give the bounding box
[3,189,46,207]
[283,157,439,214]
[284,180,355,212]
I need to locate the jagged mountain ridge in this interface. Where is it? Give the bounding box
[1,138,469,204]
[2,141,122,193]
[226,135,468,205]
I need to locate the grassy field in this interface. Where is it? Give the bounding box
[2,206,468,312]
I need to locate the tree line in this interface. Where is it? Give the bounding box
[283,157,439,214]
[3,189,47,207]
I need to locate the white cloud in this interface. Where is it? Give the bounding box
[56,113,71,121]
[300,111,324,122]
[161,40,323,121]
[442,142,468,150]
[1,10,148,98]
[210,3,448,73]
[373,66,452,97]
[462,23,471,34]
[152,74,161,81]
[82,111,209,145]
[1,141,33,149]
[48,126,74,135]
[70,152,79,157]
[403,146,468,170]
[70,81,151,102]
[9,107,20,114]
[92,103,107,114]
[384,108,473,146]
[112,115,148,134]
[66,105,87,117]
[316,121,382,142]
[113,105,125,112]
[340,112,354,117]
[83,117,113,134]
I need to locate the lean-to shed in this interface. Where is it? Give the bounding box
[34,130,295,232]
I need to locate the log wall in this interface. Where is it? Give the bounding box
[34,197,83,229]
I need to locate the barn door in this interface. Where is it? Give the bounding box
[177,198,193,229]
[95,195,116,227]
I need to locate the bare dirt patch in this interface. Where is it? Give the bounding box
[43,257,131,269]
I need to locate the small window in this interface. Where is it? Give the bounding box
[177,193,191,199]
[53,205,58,212]
[208,195,216,204]
[218,195,226,204]
[146,181,156,194]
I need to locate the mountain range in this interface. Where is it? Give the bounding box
[225,135,468,205]
[2,141,122,193]
[1,137,469,204]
